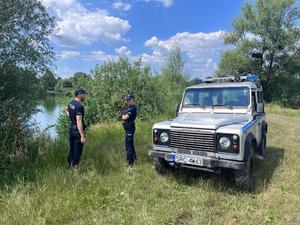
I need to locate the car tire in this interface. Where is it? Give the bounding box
[234,145,256,192]
[154,157,170,175]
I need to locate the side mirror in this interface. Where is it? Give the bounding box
[257,103,264,113]
[175,103,180,117]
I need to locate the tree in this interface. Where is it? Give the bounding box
[72,72,91,88]
[217,0,300,102]
[158,47,189,114]
[89,58,163,122]
[0,0,55,163]
[161,47,188,84]
[0,0,55,72]
[217,50,252,76]
[41,70,57,91]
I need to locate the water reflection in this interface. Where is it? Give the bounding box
[30,96,66,138]
[41,95,58,113]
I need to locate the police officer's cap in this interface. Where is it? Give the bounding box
[75,88,88,96]
[125,94,135,100]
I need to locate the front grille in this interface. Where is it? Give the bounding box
[170,129,215,152]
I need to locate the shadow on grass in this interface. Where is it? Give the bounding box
[170,146,284,194]
[255,146,284,192]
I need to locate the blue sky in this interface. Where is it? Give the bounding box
[43,0,247,78]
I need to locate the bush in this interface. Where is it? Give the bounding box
[83,58,165,125]
[0,66,42,164]
[56,50,189,136]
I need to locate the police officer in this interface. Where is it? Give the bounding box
[122,94,137,166]
[65,88,87,167]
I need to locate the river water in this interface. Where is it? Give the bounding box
[29,96,66,138]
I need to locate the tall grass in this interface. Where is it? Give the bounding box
[0,107,299,224]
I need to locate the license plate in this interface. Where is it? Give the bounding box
[174,154,204,166]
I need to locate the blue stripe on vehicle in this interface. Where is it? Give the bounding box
[242,113,265,132]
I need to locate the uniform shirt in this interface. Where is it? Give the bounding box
[123,105,137,123]
[68,100,85,129]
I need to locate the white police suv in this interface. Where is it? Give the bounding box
[149,75,267,191]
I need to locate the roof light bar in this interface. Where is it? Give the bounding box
[203,74,259,83]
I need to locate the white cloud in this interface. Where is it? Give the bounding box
[143,0,174,7]
[57,30,227,77]
[82,46,135,62]
[143,31,228,77]
[82,51,118,62]
[63,66,74,74]
[55,66,75,77]
[42,0,131,46]
[115,46,132,57]
[112,1,132,11]
[57,50,80,59]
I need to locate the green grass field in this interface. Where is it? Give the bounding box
[0,105,299,225]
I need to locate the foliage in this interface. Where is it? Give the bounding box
[41,70,57,91]
[161,47,188,84]
[217,0,300,106]
[56,111,71,138]
[85,57,164,124]
[0,0,55,164]
[217,50,252,76]
[0,66,43,163]
[72,72,92,88]
[56,48,188,133]
[0,0,55,72]
[156,47,189,114]
[56,47,188,137]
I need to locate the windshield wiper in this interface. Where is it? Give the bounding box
[183,103,206,109]
[212,104,233,110]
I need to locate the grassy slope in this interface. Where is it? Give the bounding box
[0,106,299,225]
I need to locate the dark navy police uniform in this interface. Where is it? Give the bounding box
[123,103,137,166]
[67,99,85,167]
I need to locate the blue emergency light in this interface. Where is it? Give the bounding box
[246,75,259,80]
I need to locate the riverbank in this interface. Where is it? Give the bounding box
[0,106,299,224]
[45,89,73,97]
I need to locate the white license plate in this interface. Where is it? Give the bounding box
[174,154,204,166]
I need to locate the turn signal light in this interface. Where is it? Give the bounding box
[232,144,239,152]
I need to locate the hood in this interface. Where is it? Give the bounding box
[171,113,249,130]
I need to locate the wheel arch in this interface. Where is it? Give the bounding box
[244,132,257,161]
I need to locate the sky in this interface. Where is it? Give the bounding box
[42,0,247,78]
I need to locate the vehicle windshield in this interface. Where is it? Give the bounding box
[183,87,250,108]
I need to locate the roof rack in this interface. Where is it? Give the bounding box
[203,74,259,83]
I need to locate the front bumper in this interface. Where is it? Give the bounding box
[149,150,245,170]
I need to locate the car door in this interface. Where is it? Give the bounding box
[251,90,260,143]
[256,90,264,145]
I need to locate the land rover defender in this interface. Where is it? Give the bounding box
[149,75,268,191]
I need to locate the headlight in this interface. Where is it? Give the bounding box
[219,137,231,149]
[160,132,169,143]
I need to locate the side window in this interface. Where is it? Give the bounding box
[183,92,193,105]
[257,91,263,103]
[251,91,257,112]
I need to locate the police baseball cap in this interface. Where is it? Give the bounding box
[75,88,88,96]
[125,94,135,100]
